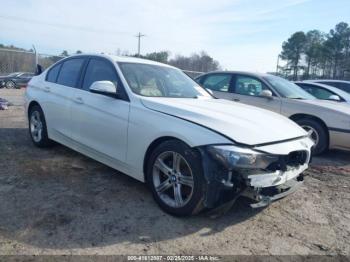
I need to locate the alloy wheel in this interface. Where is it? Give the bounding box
[152,151,194,208]
[6,81,15,89]
[30,111,43,142]
[302,125,319,147]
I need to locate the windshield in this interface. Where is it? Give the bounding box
[263,75,315,100]
[118,62,212,98]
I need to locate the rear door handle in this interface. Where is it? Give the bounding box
[74,97,84,104]
[232,98,240,102]
[44,86,50,92]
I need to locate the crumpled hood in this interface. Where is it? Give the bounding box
[141,97,307,146]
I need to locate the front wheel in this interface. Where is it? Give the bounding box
[296,118,328,155]
[146,140,206,216]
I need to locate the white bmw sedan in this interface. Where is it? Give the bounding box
[25,54,313,216]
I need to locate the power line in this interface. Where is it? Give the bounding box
[135,32,146,57]
[0,14,129,35]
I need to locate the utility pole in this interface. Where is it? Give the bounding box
[32,44,38,70]
[135,32,145,57]
[276,54,280,75]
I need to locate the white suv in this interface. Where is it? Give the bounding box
[25,54,313,216]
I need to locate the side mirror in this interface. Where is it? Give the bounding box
[260,89,273,98]
[89,81,117,97]
[328,95,341,101]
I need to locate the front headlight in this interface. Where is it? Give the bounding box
[207,145,279,170]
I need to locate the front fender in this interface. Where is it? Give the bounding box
[125,104,232,182]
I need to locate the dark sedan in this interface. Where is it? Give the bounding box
[0,72,34,89]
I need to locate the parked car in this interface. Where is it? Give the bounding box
[195,71,350,155]
[295,81,350,103]
[0,72,34,89]
[25,54,314,216]
[305,80,350,94]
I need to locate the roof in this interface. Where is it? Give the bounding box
[304,79,350,84]
[68,53,174,68]
[196,70,270,78]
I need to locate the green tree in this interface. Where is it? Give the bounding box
[61,50,69,57]
[304,30,325,78]
[326,22,350,78]
[281,31,307,80]
[144,51,169,63]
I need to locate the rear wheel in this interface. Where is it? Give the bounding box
[29,105,53,147]
[5,81,15,89]
[296,118,328,155]
[146,140,206,216]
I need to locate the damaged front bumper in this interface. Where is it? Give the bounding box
[197,136,314,209]
[242,174,304,208]
[239,163,308,208]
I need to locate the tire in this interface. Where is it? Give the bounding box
[28,105,53,147]
[295,118,328,155]
[5,81,15,89]
[146,140,206,216]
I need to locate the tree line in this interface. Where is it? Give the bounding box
[280,22,350,80]
[0,44,219,78]
[134,51,220,77]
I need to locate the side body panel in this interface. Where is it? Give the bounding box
[25,73,74,139]
[70,88,130,163]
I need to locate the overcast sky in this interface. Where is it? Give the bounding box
[0,0,349,72]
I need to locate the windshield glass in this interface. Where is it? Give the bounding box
[263,75,315,100]
[118,62,212,98]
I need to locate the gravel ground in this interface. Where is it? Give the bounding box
[0,89,349,256]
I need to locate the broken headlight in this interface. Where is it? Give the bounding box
[207,145,279,170]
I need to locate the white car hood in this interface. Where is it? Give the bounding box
[141,97,307,146]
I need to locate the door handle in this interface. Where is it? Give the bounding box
[74,97,84,104]
[232,98,240,102]
[44,86,50,92]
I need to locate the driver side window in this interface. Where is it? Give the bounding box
[82,58,118,90]
[234,75,271,97]
[299,84,335,100]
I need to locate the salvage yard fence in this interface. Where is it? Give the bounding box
[0,48,65,76]
[0,48,204,78]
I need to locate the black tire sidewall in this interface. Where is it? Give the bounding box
[6,81,15,89]
[146,140,206,216]
[296,118,328,155]
[29,105,52,147]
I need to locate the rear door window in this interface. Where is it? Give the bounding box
[57,59,85,87]
[202,74,231,92]
[46,64,62,83]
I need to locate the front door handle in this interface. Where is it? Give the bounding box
[44,86,50,92]
[232,98,240,102]
[74,97,84,104]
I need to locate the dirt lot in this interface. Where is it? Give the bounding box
[0,89,349,256]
